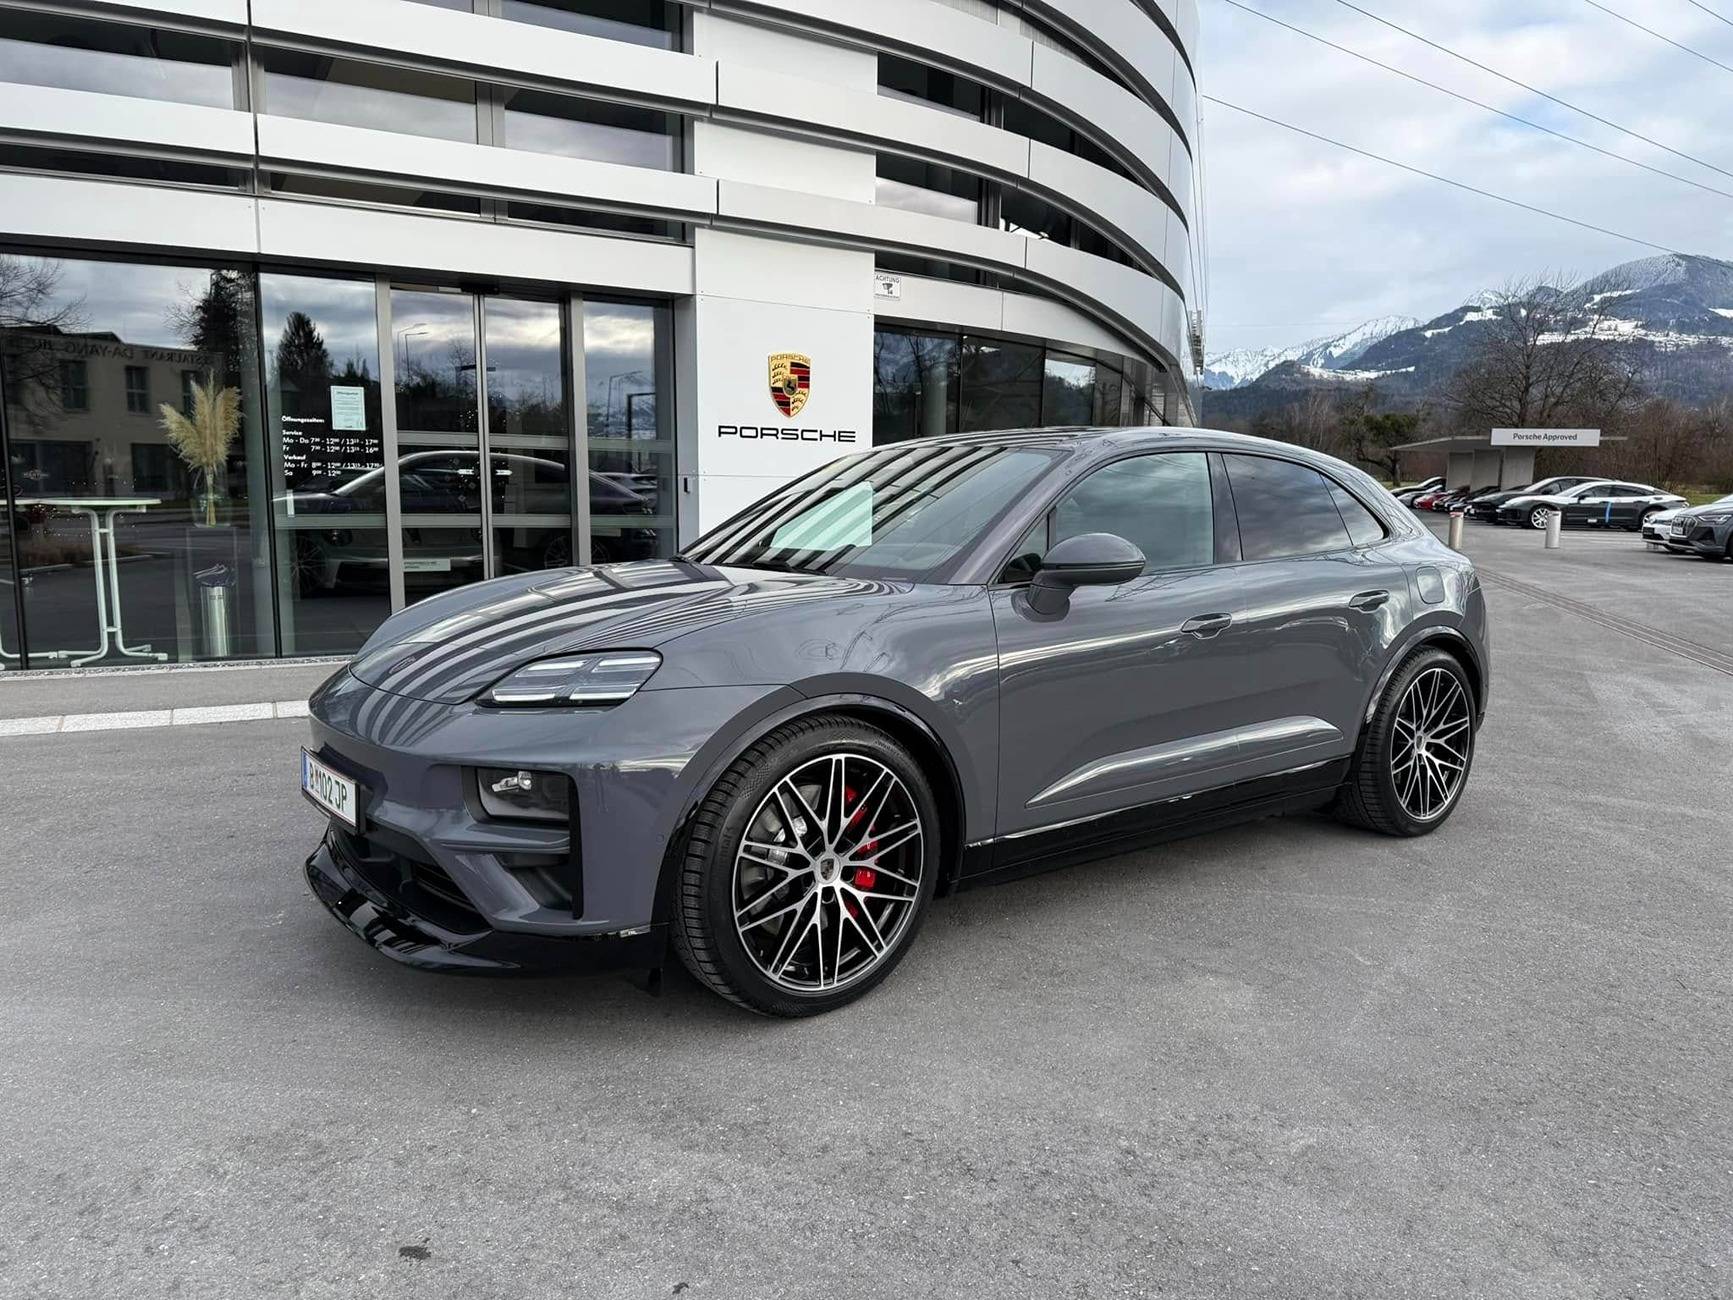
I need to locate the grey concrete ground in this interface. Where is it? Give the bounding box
[2,529,1731,1299]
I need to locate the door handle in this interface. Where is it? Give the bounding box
[1349,590,1390,611]
[1181,613,1233,639]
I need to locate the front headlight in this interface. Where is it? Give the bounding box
[480,651,662,707]
[1700,512,1732,525]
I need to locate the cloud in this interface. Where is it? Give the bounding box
[1200,0,1733,354]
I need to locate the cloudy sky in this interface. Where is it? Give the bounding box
[1198,0,1733,356]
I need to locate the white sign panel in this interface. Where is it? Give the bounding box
[1491,428,1601,447]
[873,271,903,300]
[330,385,367,431]
[691,294,872,532]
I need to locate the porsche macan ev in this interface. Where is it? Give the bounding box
[302,429,1490,1016]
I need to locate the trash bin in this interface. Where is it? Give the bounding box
[195,562,236,658]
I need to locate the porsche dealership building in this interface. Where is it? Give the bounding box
[0,0,1204,668]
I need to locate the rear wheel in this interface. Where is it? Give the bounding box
[1334,648,1476,837]
[672,716,938,1016]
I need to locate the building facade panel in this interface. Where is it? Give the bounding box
[0,0,1203,671]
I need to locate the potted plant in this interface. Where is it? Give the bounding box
[159,374,240,527]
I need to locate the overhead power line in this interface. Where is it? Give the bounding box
[1204,95,1680,256]
[1329,0,1733,184]
[1685,0,1733,31]
[1218,0,1733,204]
[1579,0,1733,74]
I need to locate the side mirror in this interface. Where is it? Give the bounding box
[1027,532,1145,615]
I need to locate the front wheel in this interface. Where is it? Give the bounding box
[1334,648,1477,837]
[672,716,939,1016]
[1528,507,1552,530]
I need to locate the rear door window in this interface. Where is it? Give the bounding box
[1223,454,1353,560]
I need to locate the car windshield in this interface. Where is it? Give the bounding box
[682,443,1058,580]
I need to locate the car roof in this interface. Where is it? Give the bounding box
[882,425,1356,470]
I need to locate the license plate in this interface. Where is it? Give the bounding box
[1673,523,1688,535]
[302,749,360,830]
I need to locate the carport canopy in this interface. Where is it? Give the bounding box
[1389,434,1624,491]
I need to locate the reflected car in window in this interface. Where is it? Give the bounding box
[301,429,1490,1017]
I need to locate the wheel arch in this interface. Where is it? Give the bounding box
[1363,624,1487,732]
[649,686,976,928]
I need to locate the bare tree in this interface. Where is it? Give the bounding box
[0,254,88,436]
[1440,273,1647,434]
[1257,389,1345,454]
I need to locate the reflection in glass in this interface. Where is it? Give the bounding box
[872,330,958,445]
[486,298,573,575]
[1041,353,1095,427]
[876,156,979,223]
[263,273,389,653]
[1,253,268,667]
[391,290,481,604]
[260,50,477,143]
[0,11,236,108]
[959,338,1042,432]
[501,89,677,169]
[502,0,679,48]
[585,301,672,563]
[1092,365,1125,427]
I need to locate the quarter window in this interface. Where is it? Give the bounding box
[1223,454,1353,560]
[1327,481,1386,547]
[1051,453,1214,573]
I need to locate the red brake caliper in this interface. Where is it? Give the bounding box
[843,787,870,915]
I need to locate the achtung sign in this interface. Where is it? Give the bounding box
[1491,428,1602,447]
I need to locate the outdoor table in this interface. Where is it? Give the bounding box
[16,497,167,666]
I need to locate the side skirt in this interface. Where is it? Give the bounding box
[955,760,1351,892]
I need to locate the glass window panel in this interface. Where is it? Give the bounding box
[0,143,243,190]
[260,50,477,143]
[502,0,679,49]
[958,338,1042,432]
[1052,453,1214,573]
[873,329,958,446]
[585,301,673,564]
[1223,454,1354,561]
[1328,481,1387,547]
[261,272,389,655]
[1001,189,1072,244]
[1041,352,1096,427]
[0,11,235,108]
[505,202,678,240]
[393,291,478,437]
[487,297,572,577]
[267,172,482,215]
[1,254,270,666]
[878,54,983,118]
[501,89,676,169]
[876,156,979,223]
[1092,366,1124,427]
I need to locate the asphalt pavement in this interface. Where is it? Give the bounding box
[2,523,1730,1299]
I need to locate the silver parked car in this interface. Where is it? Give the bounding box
[301,429,1492,1016]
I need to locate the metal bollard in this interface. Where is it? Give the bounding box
[1448,510,1465,550]
[1545,510,1563,550]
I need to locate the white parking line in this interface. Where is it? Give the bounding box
[0,700,310,738]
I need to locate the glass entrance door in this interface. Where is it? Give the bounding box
[388,288,572,606]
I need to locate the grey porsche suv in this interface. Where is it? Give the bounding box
[303,428,1490,1016]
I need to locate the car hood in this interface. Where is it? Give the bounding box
[347,560,894,703]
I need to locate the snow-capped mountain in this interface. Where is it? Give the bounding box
[1204,315,1419,390]
[1204,253,1733,425]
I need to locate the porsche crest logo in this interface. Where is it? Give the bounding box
[769,352,812,420]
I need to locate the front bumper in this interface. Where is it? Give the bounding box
[306,832,666,974]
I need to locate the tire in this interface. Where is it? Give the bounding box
[1528,507,1552,530]
[1333,647,1477,837]
[671,715,940,1017]
[1634,508,1662,534]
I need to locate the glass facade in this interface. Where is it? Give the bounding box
[873,325,1164,443]
[0,11,238,109]
[0,250,679,670]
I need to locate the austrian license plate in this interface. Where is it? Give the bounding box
[302,749,360,830]
[1673,523,1688,536]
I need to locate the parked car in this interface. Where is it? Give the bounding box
[1394,476,1445,506]
[1465,477,1599,523]
[1434,486,1501,514]
[1642,505,1689,547]
[1496,480,1686,530]
[1411,487,1454,511]
[301,428,1490,1016]
[1659,494,1733,559]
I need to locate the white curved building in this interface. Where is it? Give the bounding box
[0,0,1204,667]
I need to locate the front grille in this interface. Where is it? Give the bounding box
[330,827,487,936]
